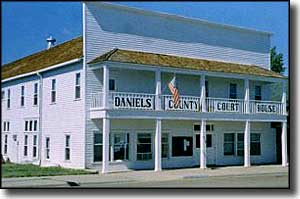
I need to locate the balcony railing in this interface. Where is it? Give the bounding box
[90,92,285,115]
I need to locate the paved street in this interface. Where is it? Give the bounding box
[2,165,289,188]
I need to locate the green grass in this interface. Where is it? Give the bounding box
[2,163,94,178]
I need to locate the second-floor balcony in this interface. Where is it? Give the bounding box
[90,92,286,115]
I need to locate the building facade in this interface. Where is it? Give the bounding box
[2,2,288,173]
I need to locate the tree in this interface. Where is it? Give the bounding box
[270,46,285,74]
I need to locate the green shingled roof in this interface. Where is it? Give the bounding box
[88,49,284,79]
[2,36,83,80]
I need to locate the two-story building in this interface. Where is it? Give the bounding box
[1,2,288,173]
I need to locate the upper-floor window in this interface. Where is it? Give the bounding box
[3,121,10,132]
[75,73,81,99]
[255,85,262,101]
[229,83,237,99]
[21,86,25,107]
[109,79,116,91]
[51,79,56,103]
[33,83,38,106]
[1,90,5,101]
[24,119,38,132]
[7,89,11,109]
[205,80,209,97]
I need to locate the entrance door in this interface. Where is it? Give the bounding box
[194,124,216,165]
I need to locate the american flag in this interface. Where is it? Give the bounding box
[168,76,180,107]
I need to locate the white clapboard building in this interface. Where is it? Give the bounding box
[1,2,288,173]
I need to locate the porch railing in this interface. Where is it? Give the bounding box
[90,92,285,115]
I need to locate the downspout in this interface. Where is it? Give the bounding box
[37,72,43,166]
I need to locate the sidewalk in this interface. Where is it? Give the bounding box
[2,164,288,188]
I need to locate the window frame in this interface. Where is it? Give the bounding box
[161,133,169,158]
[24,119,38,132]
[136,133,152,161]
[33,83,38,106]
[65,135,71,161]
[51,79,56,103]
[24,134,28,157]
[93,131,102,162]
[4,134,8,155]
[224,133,235,156]
[33,135,37,158]
[250,133,261,156]
[75,73,81,99]
[229,83,237,99]
[20,86,25,107]
[109,79,116,91]
[255,85,262,101]
[45,137,50,160]
[7,89,11,109]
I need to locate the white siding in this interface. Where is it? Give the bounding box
[40,62,85,169]
[85,2,271,69]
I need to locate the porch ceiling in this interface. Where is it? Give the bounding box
[88,49,285,79]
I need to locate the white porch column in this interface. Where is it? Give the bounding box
[281,82,287,115]
[155,69,162,110]
[155,119,162,171]
[102,118,110,174]
[200,75,206,112]
[103,65,109,109]
[244,79,250,114]
[281,121,288,167]
[244,120,250,167]
[200,120,206,169]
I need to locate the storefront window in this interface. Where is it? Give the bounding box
[137,133,152,160]
[114,133,129,161]
[172,136,193,156]
[162,133,168,158]
[224,133,235,155]
[93,132,102,162]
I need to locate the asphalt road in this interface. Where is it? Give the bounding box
[56,172,288,188]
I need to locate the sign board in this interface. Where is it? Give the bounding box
[255,103,277,114]
[165,98,199,111]
[213,100,240,113]
[113,96,154,110]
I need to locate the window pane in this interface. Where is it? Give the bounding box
[66,135,70,147]
[196,134,200,148]
[93,145,102,162]
[193,124,200,131]
[237,133,244,141]
[250,143,261,155]
[94,133,102,144]
[172,137,193,157]
[224,143,234,155]
[76,73,80,85]
[34,83,38,94]
[206,134,212,148]
[224,133,234,142]
[52,79,56,90]
[251,133,260,142]
[109,79,115,91]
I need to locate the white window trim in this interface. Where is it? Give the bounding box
[74,73,81,100]
[45,137,50,160]
[24,119,38,133]
[33,135,38,159]
[50,79,56,104]
[33,83,39,106]
[20,85,25,107]
[4,134,8,155]
[24,134,28,157]
[136,132,153,161]
[65,134,71,161]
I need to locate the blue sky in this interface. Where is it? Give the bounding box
[1,2,288,74]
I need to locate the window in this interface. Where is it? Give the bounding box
[51,79,56,103]
[237,133,244,156]
[229,83,237,99]
[33,135,37,158]
[65,135,71,160]
[162,133,169,158]
[109,79,115,91]
[113,133,129,161]
[137,133,152,160]
[1,90,5,101]
[45,137,50,160]
[7,89,10,109]
[255,86,262,101]
[33,83,38,105]
[205,80,209,97]
[250,133,261,155]
[224,133,235,155]
[24,135,28,156]
[34,120,38,132]
[24,120,38,132]
[4,134,8,155]
[3,121,10,132]
[196,134,212,148]
[172,136,193,156]
[75,73,81,99]
[236,133,261,156]
[93,132,102,162]
[21,86,25,107]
